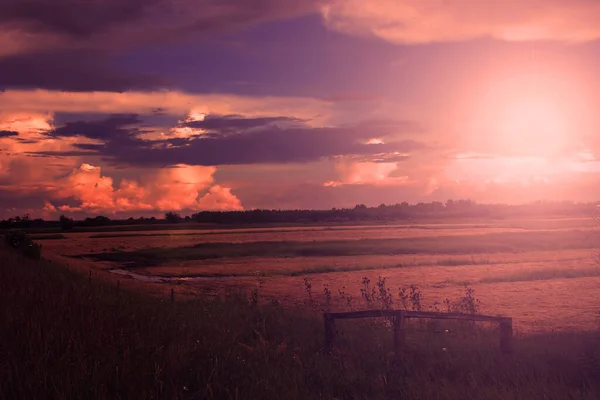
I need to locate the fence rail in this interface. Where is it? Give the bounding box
[324,309,513,356]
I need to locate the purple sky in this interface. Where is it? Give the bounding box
[2,0,600,218]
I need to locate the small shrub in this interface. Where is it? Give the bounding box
[4,229,30,248]
[409,284,422,311]
[450,286,481,314]
[3,229,42,260]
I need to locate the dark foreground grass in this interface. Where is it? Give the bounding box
[29,233,67,240]
[85,230,600,268]
[2,246,600,399]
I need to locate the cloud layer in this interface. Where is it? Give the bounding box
[50,163,242,214]
[0,0,319,56]
[3,1,600,218]
[42,114,424,167]
[322,0,600,43]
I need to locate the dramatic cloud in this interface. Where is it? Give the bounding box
[183,115,305,133]
[0,0,319,56]
[42,114,425,166]
[321,0,600,44]
[46,114,142,142]
[0,90,332,124]
[51,163,242,214]
[5,0,600,217]
[0,0,321,91]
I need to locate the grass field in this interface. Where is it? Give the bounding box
[36,217,600,332]
[2,237,600,399]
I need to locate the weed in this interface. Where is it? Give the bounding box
[323,285,332,312]
[409,284,422,311]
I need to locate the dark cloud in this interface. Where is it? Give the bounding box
[0,1,318,91]
[0,130,18,137]
[0,0,319,51]
[24,151,99,158]
[0,50,168,91]
[46,114,143,141]
[41,114,425,166]
[0,186,56,217]
[15,138,38,144]
[183,115,304,133]
[0,0,155,38]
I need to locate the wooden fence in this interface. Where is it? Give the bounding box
[323,309,513,356]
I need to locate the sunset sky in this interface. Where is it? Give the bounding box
[3,0,600,218]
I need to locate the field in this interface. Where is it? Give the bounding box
[38,217,600,333]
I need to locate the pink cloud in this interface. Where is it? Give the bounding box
[197,185,243,211]
[0,90,332,126]
[50,163,243,214]
[322,0,600,44]
[324,160,408,187]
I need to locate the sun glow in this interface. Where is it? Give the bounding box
[465,65,593,159]
[450,64,597,190]
[496,93,568,156]
[469,71,585,158]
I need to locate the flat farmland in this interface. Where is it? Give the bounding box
[40,218,600,332]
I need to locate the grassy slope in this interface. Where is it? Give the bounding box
[1,245,600,399]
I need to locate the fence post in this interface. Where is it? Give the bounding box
[324,313,335,352]
[170,288,175,303]
[499,318,513,354]
[393,310,406,358]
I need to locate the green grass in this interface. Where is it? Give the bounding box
[2,243,600,399]
[82,230,600,269]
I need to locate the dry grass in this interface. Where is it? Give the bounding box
[37,219,600,333]
[72,230,600,268]
[2,242,600,399]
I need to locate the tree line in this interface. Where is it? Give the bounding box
[0,200,597,231]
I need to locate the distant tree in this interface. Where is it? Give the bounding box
[165,212,183,223]
[59,215,75,231]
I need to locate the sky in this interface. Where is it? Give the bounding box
[3,0,600,218]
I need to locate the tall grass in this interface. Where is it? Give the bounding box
[1,243,600,399]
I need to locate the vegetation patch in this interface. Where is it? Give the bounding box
[82,230,600,268]
[3,229,42,260]
[2,246,600,399]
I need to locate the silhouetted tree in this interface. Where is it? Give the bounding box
[165,212,183,223]
[59,215,75,231]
